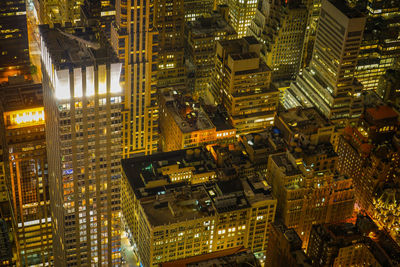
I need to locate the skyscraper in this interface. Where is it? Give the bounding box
[355,2,400,91]
[40,25,122,266]
[248,0,308,81]
[226,0,258,38]
[0,80,52,266]
[155,0,186,89]
[0,0,30,82]
[285,0,366,126]
[112,0,159,157]
[185,7,237,97]
[209,37,279,135]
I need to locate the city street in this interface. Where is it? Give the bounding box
[121,231,140,267]
[26,0,42,83]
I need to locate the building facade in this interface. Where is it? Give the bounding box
[248,0,308,81]
[265,222,312,267]
[0,0,30,82]
[285,0,366,127]
[40,25,122,266]
[121,148,277,266]
[209,37,279,135]
[225,0,258,37]
[112,0,159,157]
[267,151,355,248]
[155,0,186,89]
[185,8,237,97]
[0,81,52,266]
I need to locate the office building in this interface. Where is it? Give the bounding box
[40,25,122,266]
[336,105,400,241]
[0,0,30,82]
[185,8,237,97]
[225,0,258,37]
[267,150,355,248]
[209,37,279,135]
[155,0,186,89]
[111,0,159,157]
[80,0,116,40]
[285,0,366,127]
[265,222,312,267]
[121,148,277,266]
[307,215,400,266]
[376,69,400,106]
[0,80,52,266]
[160,246,260,266]
[0,219,12,266]
[355,16,400,91]
[248,0,308,81]
[159,89,235,152]
[274,107,335,148]
[183,0,214,21]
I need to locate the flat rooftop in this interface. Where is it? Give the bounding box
[366,105,398,121]
[187,13,236,36]
[122,147,215,190]
[271,153,302,176]
[327,0,365,18]
[39,24,118,70]
[279,107,331,133]
[0,80,42,111]
[161,247,259,267]
[162,91,215,133]
[140,184,214,226]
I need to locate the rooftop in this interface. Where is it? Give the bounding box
[140,184,214,226]
[121,147,216,190]
[0,79,42,111]
[279,107,332,133]
[39,24,118,70]
[160,247,260,267]
[326,0,365,19]
[271,152,302,176]
[187,12,236,36]
[366,105,398,121]
[161,91,215,133]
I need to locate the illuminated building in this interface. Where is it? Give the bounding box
[355,16,400,91]
[111,0,159,157]
[40,25,122,266]
[0,144,7,205]
[0,80,52,266]
[307,215,400,266]
[239,130,286,170]
[121,148,277,265]
[265,222,312,267]
[274,107,338,172]
[266,150,355,248]
[209,37,279,135]
[0,0,30,82]
[336,105,400,242]
[285,0,366,127]
[301,0,323,69]
[275,107,335,148]
[183,0,214,22]
[0,219,12,266]
[160,246,260,266]
[155,0,186,89]
[159,89,235,152]
[248,0,308,81]
[377,69,400,107]
[225,0,258,38]
[38,0,83,24]
[80,0,116,40]
[185,7,237,98]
